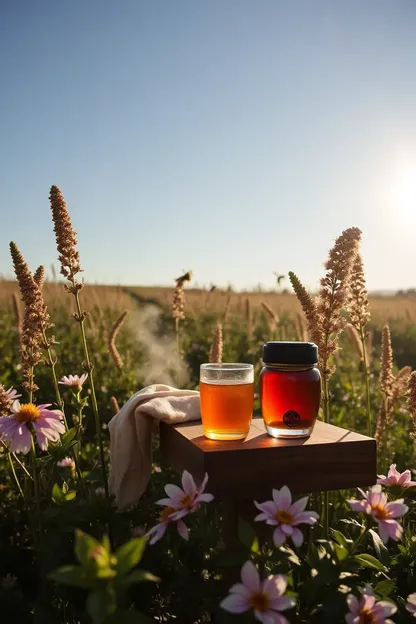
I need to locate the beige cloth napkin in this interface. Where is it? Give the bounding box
[108,384,200,509]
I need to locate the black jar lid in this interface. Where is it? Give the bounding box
[262,341,318,366]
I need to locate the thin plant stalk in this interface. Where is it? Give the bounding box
[28,366,34,404]
[7,449,24,500]
[175,318,181,387]
[31,437,42,539]
[360,326,372,436]
[321,381,330,537]
[74,290,108,497]
[42,328,68,430]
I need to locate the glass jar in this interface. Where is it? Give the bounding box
[260,341,321,438]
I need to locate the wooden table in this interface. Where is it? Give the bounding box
[159,417,377,500]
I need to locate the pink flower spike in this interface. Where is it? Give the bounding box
[156,470,214,520]
[0,401,65,454]
[406,593,416,615]
[377,463,416,488]
[254,485,319,549]
[220,560,295,623]
[345,586,397,624]
[347,484,408,544]
[58,374,88,389]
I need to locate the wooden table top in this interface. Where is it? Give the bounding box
[159,417,377,501]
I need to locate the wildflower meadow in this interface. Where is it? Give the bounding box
[0,185,416,623]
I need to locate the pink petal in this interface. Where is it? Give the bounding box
[273,486,292,510]
[164,484,185,505]
[176,519,189,541]
[273,527,287,547]
[181,470,197,495]
[228,583,250,597]
[361,594,376,611]
[220,593,250,614]
[148,523,167,545]
[35,431,48,451]
[270,595,296,612]
[345,615,359,624]
[9,424,32,454]
[376,521,390,544]
[385,519,403,541]
[255,500,277,517]
[155,498,173,506]
[385,501,408,518]
[240,560,260,593]
[255,610,288,624]
[348,499,367,512]
[199,472,209,495]
[291,527,304,547]
[289,496,309,514]
[346,594,359,614]
[378,601,397,617]
[281,524,293,536]
[293,511,319,525]
[196,493,214,503]
[170,508,190,521]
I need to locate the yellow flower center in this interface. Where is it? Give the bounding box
[15,403,41,423]
[358,610,376,624]
[371,503,390,520]
[160,506,176,522]
[180,493,195,509]
[275,510,294,524]
[249,592,270,612]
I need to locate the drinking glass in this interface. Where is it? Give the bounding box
[199,363,254,440]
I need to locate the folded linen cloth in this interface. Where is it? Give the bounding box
[108,384,200,509]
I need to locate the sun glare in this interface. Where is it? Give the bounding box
[394,162,416,223]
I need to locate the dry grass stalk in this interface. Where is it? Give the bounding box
[347,253,370,331]
[33,265,45,289]
[288,272,320,343]
[375,325,394,447]
[345,324,364,360]
[172,271,192,321]
[245,297,253,340]
[294,312,308,342]
[407,371,416,439]
[223,295,232,326]
[110,396,120,415]
[49,185,83,287]
[209,323,223,363]
[11,293,22,343]
[261,301,279,334]
[9,242,51,397]
[316,227,361,378]
[108,310,128,370]
[366,330,373,367]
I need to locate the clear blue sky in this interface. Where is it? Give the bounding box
[1,0,416,291]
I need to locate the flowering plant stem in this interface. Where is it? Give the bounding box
[31,436,42,540]
[360,326,372,437]
[6,447,24,500]
[175,318,181,387]
[322,383,330,537]
[73,290,108,498]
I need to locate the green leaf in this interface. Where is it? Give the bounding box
[52,483,65,504]
[48,565,91,589]
[237,516,258,552]
[87,589,116,624]
[330,528,350,548]
[61,428,77,445]
[369,529,390,566]
[115,537,148,575]
[75,529,103,566]
[375,579,395,598]
[354,553,388,572]
[118,569,160,587]
[65,490,77,501]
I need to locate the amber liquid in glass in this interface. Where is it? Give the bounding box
[200,380,254,440]
[260,367,321,437]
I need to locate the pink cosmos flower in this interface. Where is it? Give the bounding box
[58,374,88,389]
[377,464,416,488]
[147,470,214,544]
[155,470,214,520]
[254,485,319,548]
[0,401,65,454]
[220,560,295,624]
[147,506,189,545]
[347,484,408,543]
[57,457,75,469]
[407,593,416,616]
[345,586,396,624]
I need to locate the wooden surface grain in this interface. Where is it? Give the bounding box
[159,417,377,500]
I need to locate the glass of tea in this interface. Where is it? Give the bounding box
[199,363,254,440]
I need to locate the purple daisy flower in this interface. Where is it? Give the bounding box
[0,401,65,454]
